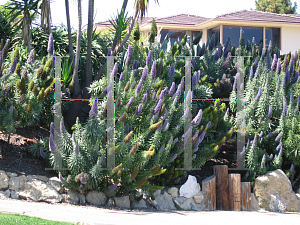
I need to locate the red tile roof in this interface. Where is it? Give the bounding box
[215,10,300,24]
[155,14,210,25]
[95,10,300,27]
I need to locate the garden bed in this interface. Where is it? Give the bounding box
[0,127,299,194]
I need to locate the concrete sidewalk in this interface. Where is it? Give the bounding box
[1,199,300,225]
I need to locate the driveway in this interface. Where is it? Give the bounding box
[1,199,300,225]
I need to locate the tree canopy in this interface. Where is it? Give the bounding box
[255,0,298,14]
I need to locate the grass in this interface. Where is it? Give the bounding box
[0,212,88,225]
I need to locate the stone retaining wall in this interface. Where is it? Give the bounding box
[1,169,299,212]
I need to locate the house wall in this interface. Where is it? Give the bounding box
[281,26,300,54]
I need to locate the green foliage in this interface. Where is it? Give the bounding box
[30,39,233,194]
[148,18,157,43]
[255,0,298,14]
[230,49,300,182]
[192,32,203,46]
[133,22,140,41]
[0,46,58,132]
[108,8,130,43]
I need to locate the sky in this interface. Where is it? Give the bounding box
[1,0,300,29]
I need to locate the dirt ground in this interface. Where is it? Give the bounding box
[0,126,299,193]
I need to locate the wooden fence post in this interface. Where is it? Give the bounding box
[213,165,229,210]
[241,182,251,211]
[202,175,216,210]
[228,173,241,211]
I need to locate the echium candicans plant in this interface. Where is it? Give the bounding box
[34,44,233,195]
[0,46,57,137]
[231,51,300,183]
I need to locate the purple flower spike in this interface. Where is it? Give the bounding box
[246,138,250,149]
[127,97,134,107]
[192,109,202,126]
[290,92,294,103]
[172,154,178,160]
[162,119,169,132]
[89,99,98,118]
[125,45,132,65]
[191,59,195,68]
[146,50,152,66]
[159,145,165,153]
[10,57,17,74]
[49,133,56,152]
[150,61,156,78]
[173,83,182,99]
[50,122,55,137]
[132,60,137,70]
[297,95,300,107]
[290,164,294,172]
[141,67,147,81]
[74,143,79,154]
[142,94,147,103]
[112,62,118,76]
[174,138,178,143]
[107,49,112,57]
[119,74,124,81]
[259,131,263,138]
[153,99,163,114]
[9,105,13,114]
[195,130,206,147]
[276,58,281,74]
[194,147,199,152]
[136,79,143,93]
[266,105,272,119]
[278,147,283,157]
[168,82,175,96]
[275,132,283,142]
[47,33,53,54]
[109,184,118,190]
[40,147,46,158]
[193,154,196,159]
[136,103,143,116]
[276,142,282,151]
[249,67,254,80]
[59,173,65,183]
[254,87,262,102]
[291,72,298,84]
[271,54,277,71]
[146,88,150,98]
[276,77,280,90]
[269,154,273,160]
[168,62,175,77]
[152,91,157,100]
[27,50,35,63]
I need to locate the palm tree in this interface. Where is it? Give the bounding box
[5,0,40,51]
[40,0,51,33]
[84,0,94,98]
[64,0,159,132]
[65,0,75,64]
[69,0,82,98]
[94,0,159,80]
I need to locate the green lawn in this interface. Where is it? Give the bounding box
[0,212,86,225]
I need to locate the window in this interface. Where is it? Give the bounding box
[160,29,185,46]
[266,28,281,49]
[223,26,263,47]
